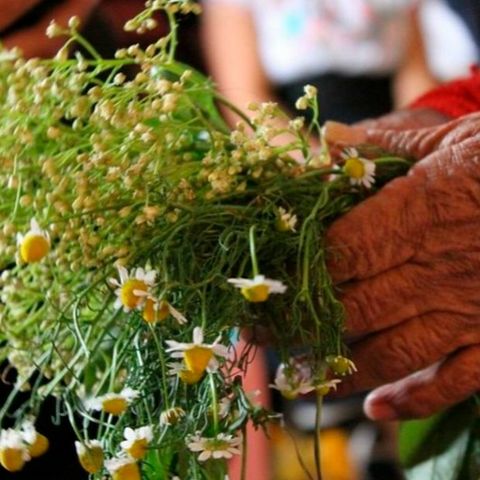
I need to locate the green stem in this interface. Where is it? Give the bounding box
[248,226,259,276]
[314,392,323,480]
[240,423,248,480]
[209,373,219,434]
[148,324,170,410]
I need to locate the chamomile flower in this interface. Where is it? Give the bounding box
[341,148,375,188]
[109,266,156,311]
[276,207,297,232]
[75,440,104,474]
[0,429,30,472]
[316,379,342,396]
[160,407,186,426]
[105,456,141,480]
[87,387,139,415]
[187,432,241,462]
[166,327,229,375]
[16,218,50,263]
[168,361,205,385]
[326,355,357,376]
[143,297,187,325]
[227,275,287,303]
[270,361,315,400]
[20,421,49,458]
[120,426,153,460]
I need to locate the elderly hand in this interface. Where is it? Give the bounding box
[325,112,480,420]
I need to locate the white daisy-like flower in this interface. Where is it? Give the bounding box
[160,407,186,426]
[0,429,30,472]
[16,218,50,263]
[187,432,241,462]
[167,361,205,384]
[109,266,157,311]
[120,426,153,460]
[105,456,140,480]
[75,440,104,474]
[227,275,287,303]
[19,420,49,458]
[276,207,298,232]
[86,387,139,416]
[341,147,375,188]
[143,296,187,325]
[166,327,229,375]
[270,361,315,400]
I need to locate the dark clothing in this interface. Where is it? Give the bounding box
[277,73,393,124]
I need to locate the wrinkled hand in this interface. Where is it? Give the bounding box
[325,112,480,420]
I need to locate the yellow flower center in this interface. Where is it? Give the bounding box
[143,299,170,324]
[120,279,148,309]
[112,462,141,480]
[78,445,104,474]
[343,158,365,179]
[184,346,213,374]
[178,368,204,385]
[240,284,270,303]
[20,234,49,263]
[27,433,49,457]
[280,389,299,401]
[275,218,290,232]
[326,355,351,376]
[162,407,185,425]
[316,384,332,397]
[125,439,149,460]
[102,397,128,415]
[0,447,26,472]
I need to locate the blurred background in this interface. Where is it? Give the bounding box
[0,1,478,479]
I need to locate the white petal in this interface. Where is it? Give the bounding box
[198,450,211,462]
[192,327,203,345]
[165,340,187,351]
[144,270,157,284]
[133,289,148,297]
[168,305,188,325]
[227,278,252,288]
[117,265,129,283]
[265,279,287,293]
[212,344,229,358]
[252,275,266,284]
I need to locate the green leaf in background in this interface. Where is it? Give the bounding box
[399,401,477,480]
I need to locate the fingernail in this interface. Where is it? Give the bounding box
[364,399,398,421]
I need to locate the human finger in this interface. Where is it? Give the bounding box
[340,221,480,336]
[335,311,480,397]
[363,344,480,420]
[325,112,480,160]
[327,138,480,284]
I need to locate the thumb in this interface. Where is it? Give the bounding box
[324,118,463,160]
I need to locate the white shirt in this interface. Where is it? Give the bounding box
[206,0,416,83]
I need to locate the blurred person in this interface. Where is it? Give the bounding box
[201,0,438,125]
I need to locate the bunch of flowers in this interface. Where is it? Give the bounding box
[0,1,410,478]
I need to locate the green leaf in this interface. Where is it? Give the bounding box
[399,401,476,480]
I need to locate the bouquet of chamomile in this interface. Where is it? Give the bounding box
[0,1,409,479]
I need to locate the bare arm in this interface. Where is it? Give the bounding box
[201,2,276,125]
[393,7,439,108]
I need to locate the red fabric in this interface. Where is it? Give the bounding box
[411,67,480,119]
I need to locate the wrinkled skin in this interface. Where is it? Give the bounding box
[325,111,480,420]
